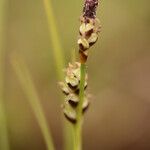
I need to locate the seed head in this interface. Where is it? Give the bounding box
[78,0,101,63]
[59,62,89,123]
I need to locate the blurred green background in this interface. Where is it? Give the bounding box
[1,0,150,149]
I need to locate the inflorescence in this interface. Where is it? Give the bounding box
[59,0,101,123]
[59,62,89,123]
[79,0,101,63]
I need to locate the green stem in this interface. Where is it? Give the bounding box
[43,0,65,80]
[43,1,74,150]
[11,55,55,150]
[0,0,10,149]
[74,63,86,150]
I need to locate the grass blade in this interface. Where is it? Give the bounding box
[43,1,73,150]
[11,54,55,150]
[43,0,65,80]
[0,0,10,149]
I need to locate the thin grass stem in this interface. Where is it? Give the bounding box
[43,0,65,80]
[74,63,86,150]
[11,55,55,150]
[0,0,10,149]
[43,1,73,150]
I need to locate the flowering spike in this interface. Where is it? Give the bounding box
[59,62,89,123]
[59,0,101,124]
[78,0,101,63]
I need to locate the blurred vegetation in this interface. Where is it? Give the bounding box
[11,54,55,150]
[0,0,150,149]
[0,0,10,149]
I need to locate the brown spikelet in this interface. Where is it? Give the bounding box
[83,0,99,20]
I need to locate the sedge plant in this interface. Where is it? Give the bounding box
[59,0,101,150]
[11,0,101,150]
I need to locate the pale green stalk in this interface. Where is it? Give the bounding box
[74,63,86,150]
[43,0,65,80]
[43,1,73,150]
[11,55,55,150]
[0,0,10,149]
